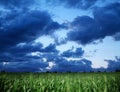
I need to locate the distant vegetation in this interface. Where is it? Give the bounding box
[0,72,120,92]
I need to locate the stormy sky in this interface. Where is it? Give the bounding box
[0,0,120,72]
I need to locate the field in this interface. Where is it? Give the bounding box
[0,72,120,92]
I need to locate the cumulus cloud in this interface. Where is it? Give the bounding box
[41,44,59,53]
[113,32,120,41]
[51,58,93,72]
[61,47,84,58]
[105,56,120,71]
[0,0,63,72]
[0,42,59,62]
[67,16,100,45]
[93,2,120,36]
[0,61,49,72]
[0,49,93,72]
[36,51,93,72]
[67,2,120,45]
[0,41,59,71]
[0,42,93,72]
[0,10,61,49]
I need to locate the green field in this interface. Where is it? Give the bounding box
[0,72,120,92]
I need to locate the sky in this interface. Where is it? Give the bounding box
[0,0,120,72]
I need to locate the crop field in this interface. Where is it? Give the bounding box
[0,72,120,92]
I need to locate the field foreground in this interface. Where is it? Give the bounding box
[0,72,120,92]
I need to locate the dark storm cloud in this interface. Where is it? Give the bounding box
[105,56,120,71]
[0,0,65,72]
[67,2,120,45]
[0,50,93,72]
[0,61,49,72]
[44,22,62,33]
[41,44,59,53]
[61,47,84,58]
[0,9,62,52]
[93,2,120,36]
[51,58,93,72]
[47,0,97,9]
[67,16,100,45]
[0,42,59,62]
[39,52,93,72]
[11,43,58,55]
[0,43,42,62]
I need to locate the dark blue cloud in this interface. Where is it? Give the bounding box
[44,22,62,34]
[38,52,93,72]
[41,44,59,53]
[0,61,49,72]
[0,0,36,9]
[12,43,58,55]
[61,47,84,58]
[51,58,93,72]
[1,43,119,72]
[0,9,62,52]
[47,0,97,9]
[0,43,59,62]
[0,50,93,72]
[0,3,61,70]
[0,42,92,72]
[0,43,42,62]
[113,32,120,41]
[67,16,100,45]
[0,0,67,72]
[105,56,120,71]
[67,2,120,45]
[93,2,120,37]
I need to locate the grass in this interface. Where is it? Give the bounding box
[0,72,120,92]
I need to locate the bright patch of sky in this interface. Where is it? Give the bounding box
[34,35,54,47]
[83,36,120,68]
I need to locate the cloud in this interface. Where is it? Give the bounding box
[67,16,100,45]
[61,47,84,58]
[93,2,120,36]
[0,0,66,72]
[105,56,120,71]
[51,58,93,72]
[67,2,120,45]
[38,51,93,72]
[44,22,62,34]
[0,0,36,9]
[113,32,120,41]
[0,9,62,52]
[0,61,49,72]
[0,43,42,62]
[1,42,120,72]
[0,42,59,62]
[0,49,93,72]
[47,0,97,9]
[41,44,59,53]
